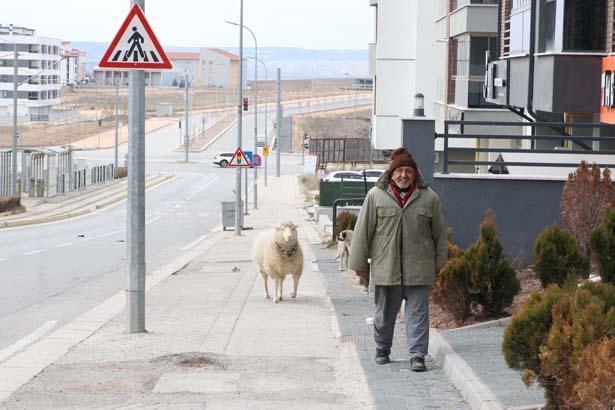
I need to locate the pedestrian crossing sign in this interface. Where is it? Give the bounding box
[228,148,251,167]
[99,4,172,70]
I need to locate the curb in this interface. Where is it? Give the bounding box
[194,118,238,152]
[446,317,512,332]
[0,175,175,229]
[81,120,176,150]
[0,226,226,403]
[429,328,503,410]
[175,117,238,153]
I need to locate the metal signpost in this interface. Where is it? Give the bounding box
[99,1,172,333]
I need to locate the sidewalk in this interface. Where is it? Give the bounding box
[0,175,373,409]
[0,174,174,228]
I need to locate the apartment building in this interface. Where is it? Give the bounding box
[60,41,87,86]
[485,0,615,150]
[369,0,521,172]
[0,25,61,122]
[200,48,247,89]
[162,51,201,87]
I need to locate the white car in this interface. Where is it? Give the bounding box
[360,169,385,182]
[321,171,363,182]
[212,152,234,167]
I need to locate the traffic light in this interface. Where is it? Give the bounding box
[243,97,249,111]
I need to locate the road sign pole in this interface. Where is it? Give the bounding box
[235,0,244,236]
[115,73,119,169]
[11,36,18,195]
[244,167,249,215]
[184,73,189,163]
[127,0,146,334]
[275,67,281,178]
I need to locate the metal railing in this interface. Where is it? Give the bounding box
[439,120,615,174]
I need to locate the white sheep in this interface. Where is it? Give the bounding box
[252,221,304,303]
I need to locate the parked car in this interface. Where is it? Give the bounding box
[321,171,363,182]
[360,169,385,182]
[212,152,234,167]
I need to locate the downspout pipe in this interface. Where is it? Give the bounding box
[527,0,538,132]
[496,0,502,60]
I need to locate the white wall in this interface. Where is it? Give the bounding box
[371,0,438,149]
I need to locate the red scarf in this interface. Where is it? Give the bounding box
[389,180,416,207]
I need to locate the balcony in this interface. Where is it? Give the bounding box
[450,4,498,38]
[485,54,602,114]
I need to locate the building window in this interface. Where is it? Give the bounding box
[538,0,557,52]
[509,2,531,55]
[563,0,606,51]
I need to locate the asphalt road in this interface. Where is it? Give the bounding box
[0,96,369,362]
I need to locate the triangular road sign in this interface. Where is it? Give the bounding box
[99,4,172,69]
[228,147,251,167]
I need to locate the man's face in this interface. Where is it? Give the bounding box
[392,166,416,189]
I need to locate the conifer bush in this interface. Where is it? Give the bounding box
[534,226,589,287]
[572,337,615,409]
[465,210,520,315]
[589,207,615,284]
[503,283,615,408]
[502,285,567,376]
[432,256,472,326]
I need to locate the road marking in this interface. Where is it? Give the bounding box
[185,176,220,201]
[0,320,57,363]
[146,216,161,225]
[180,234,208,251]
[97,230,124,238]
[56,242,73,248]
[23,249,44,256]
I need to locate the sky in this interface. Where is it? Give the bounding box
[3,0,373,50]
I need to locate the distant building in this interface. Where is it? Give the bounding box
[92,68,163,87]
[200,48,247,89]
[162,51,201,87]
[0,25,61,122]
[60,41,87,86]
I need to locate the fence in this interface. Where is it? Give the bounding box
[309,138,387,167]
[0,151,11,195]
[439,120,615,174]
[0,148,113,199]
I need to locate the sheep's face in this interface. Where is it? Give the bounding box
[276,222,297,244]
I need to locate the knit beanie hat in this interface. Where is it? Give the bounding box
[388,147,418,173]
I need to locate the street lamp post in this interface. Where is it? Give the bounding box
[249,56,269,187]
[233,1,244,236]
[342,71,357,139]
[226,20,258,210]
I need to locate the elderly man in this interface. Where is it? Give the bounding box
[349,147,447,371]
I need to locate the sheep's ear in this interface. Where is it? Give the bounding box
[291,223,298,229]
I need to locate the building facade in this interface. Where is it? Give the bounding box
[60,41,87,86]
[92,68,163,87]
[200,48,247,89]
[0,25,61,122]
[369,0,521,173]
[485,0,615,150]
[162,51,201,87]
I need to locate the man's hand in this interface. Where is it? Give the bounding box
[435,265,442,275]
[355,270,366,278]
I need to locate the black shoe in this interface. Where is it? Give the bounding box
[410,356,426,372]
[375,349,390,365]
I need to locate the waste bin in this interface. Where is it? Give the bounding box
[221,201,244,231]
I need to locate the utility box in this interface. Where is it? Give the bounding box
[157,102,174,117]
[221,201,244,231]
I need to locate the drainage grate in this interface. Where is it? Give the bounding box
[340,334,372,343]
